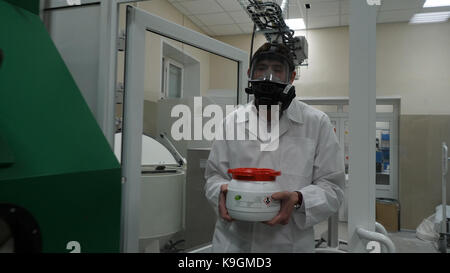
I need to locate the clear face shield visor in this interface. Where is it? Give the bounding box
[249,56,291,85]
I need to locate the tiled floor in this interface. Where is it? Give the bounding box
[314,221,441,253]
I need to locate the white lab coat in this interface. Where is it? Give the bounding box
[204,99,345,253]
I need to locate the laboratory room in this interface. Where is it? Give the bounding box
[0,0,449,255]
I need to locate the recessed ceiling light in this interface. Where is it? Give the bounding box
[285,18,306,30]
[409,11,450,24]
[424,0,450,8]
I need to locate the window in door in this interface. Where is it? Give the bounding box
[163,58,183,99]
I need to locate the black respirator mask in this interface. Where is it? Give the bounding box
[245,48,296,112]
[246,81,296,112]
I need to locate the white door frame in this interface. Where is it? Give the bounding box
[327,112,398,200]
[299,98,400,202]
[122,5,248,253]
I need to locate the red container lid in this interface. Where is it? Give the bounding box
[228,168,281,181]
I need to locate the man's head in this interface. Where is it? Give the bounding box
[249,42,296,84]
[246,43,297,113]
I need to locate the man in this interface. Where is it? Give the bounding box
[204,42,344,253]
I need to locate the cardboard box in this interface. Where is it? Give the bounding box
[376,199,400,232]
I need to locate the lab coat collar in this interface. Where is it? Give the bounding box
[286,99,304,124]
[236,100,304,125]
[234,101,295,145]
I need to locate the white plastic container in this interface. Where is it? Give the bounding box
[226,168,282,222]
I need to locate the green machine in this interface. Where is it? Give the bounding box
[0,0,122,252]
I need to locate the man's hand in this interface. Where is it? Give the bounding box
[218,184,233,222]
[264,191,300,226]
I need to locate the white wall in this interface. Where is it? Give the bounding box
[138,0,213,102]
[376,22,450,115]
[294,27,349,98]
[213,21,450,115]
[117,0,211,102]
[209,34,265,96]
[118,2,450,115]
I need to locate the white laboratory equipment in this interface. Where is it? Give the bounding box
[114,133,186,253]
